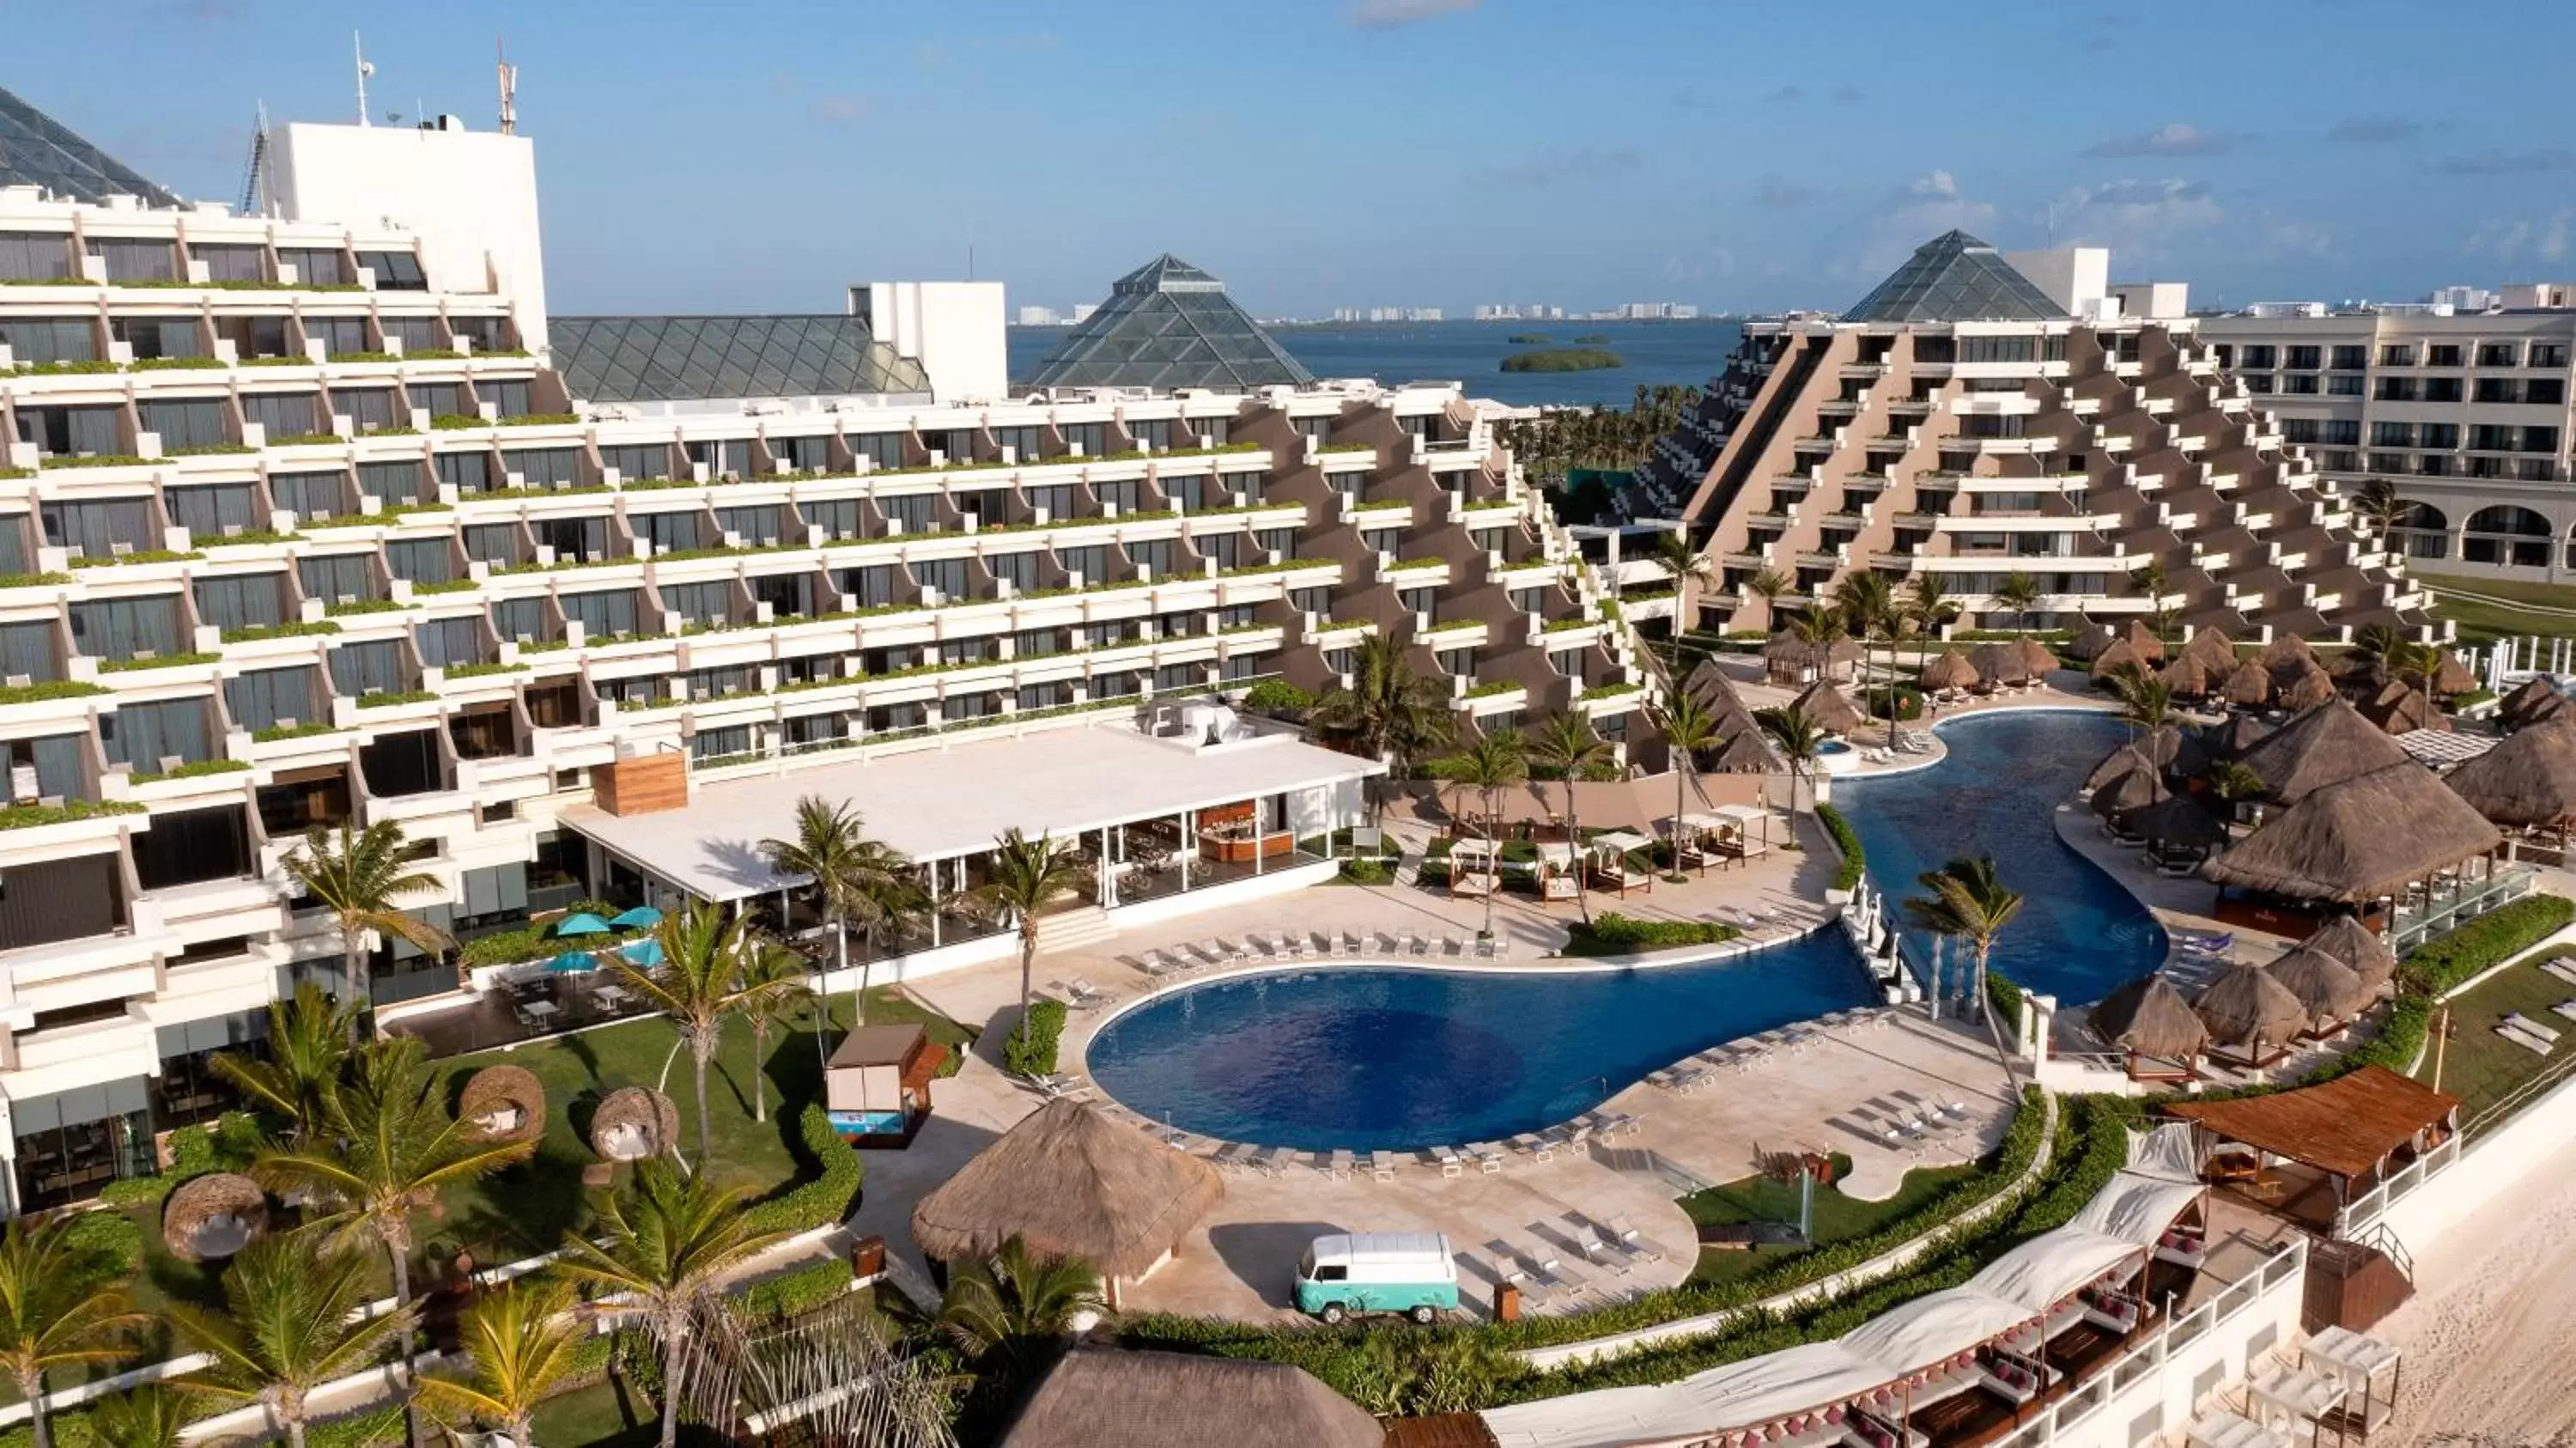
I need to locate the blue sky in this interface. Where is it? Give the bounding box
[15,0,2576,317]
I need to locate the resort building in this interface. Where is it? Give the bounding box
[2195,303,2576,579]
[1633,232,2436,642]
[0,89,1642,1211]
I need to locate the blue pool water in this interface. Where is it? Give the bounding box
[1837,710,2167,1009]
[1084,932,1872,1150]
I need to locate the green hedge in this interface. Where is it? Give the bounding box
[1864,684,1924,721]
[1985,971,2026,1036]
[1242,678,1313,714]
[2402,893,2573,995]
[1003,997,1069,1077]
[1562,914,1741,956]
[738,1256,855,1321]
[742,1104,865,1237]
[1815,804,1865,891]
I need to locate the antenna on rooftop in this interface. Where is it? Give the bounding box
[238,101,274,217]
[353,31,376,127]
[496,41,519,136]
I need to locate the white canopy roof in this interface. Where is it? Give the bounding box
[2069,1172,2206,1249]
[2127,1122,2204,1183]
[1534,842,1582,867]
[1839,1288,2044,1377]
[1451,838,1500,860]
[1590,830,1656,853]
[1483,1342,1889,1447]
[1963,1231,2144,1312]
[2303,1325,2402,1379]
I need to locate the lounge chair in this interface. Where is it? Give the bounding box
[1527,1253,1588,1300]
[1603,1215,1665,1265]
[1467,1141,1507,1174]
[1431,1144,1465,1178]
[2175,929,2233,954]
[1510,1132,1554,1163]
[1329,1147,1356,1178]
[1370,1149,1398,1182]
[2554,1000,2576,1025]
[1211,1141,1260,1172]
[2543,958,2576,988]
[1577,1227,1632,1275]
[1586,1110,1641,1138]
[1341,929,1366,955]
[1251,1145,1296,1177]
[1139,952,1182,982]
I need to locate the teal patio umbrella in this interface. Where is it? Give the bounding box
[607,905,663,930]
[617,938,665,970]
[544,950,598,974]
[553,913,611,937]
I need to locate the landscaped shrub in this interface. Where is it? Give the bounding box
[301,1402,406,1448]
[742,1104,866,1237]
[2400,892,2573,995]
[1242,678,1314,715]
[0,1408,94,1448]
[1563,914,1741,956]
[1985,971,2026,1036]
[1814,804,1866,891]
[59,1208,142,1284]
[738,1256,855,1321]
[1003,997,1069,1078]
[1864,684,1923,721]
[1339,855,1393,885]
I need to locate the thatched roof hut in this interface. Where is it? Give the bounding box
[162,1172,267,1263]
[1920,648,1980,692]
[2089,638,2143,678]
[2268,939,2373,1027]
[914,1099,1224,1285]
[1707,726,1783,774]
[2275,665,2340,712]
[2091,767,2166,821]
[2305,913,2399,992]
[2500,677,2568,729]
[2133,722,2209,777]
[2208,713,2275,759]
[2359,681,2446,736]
[2122,619,2168,664]
[459,1065,546,1144]
[2193,959,2311,1050]
[2018,636,2062,677]
[998,1348,1383,1448]
[2183,625,2236,672]
[1789,678,1865,733]
[1762,631,1861,681]
[2159,652,2214,697]
[2087,744,2160,793]
[2093,975,2211,1059]
[2126,794,2230,848]
[2065,621,2116,661]
[591,1086,681,1161]
[2220,659,2274,709]
[2202,763,2503,903]
[1682,658,1758,724]
[2234,699,2412,805]
[2432,650,2478,697]
[2261,635,2317,672]
[1971,641,2029,685]
[2442,716,2576,829]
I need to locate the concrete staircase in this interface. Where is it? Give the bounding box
[1036,904,1116,955]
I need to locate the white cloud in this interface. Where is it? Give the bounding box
[1838,171,1999,278]
[2083,122,2243,158]
[2044,179,2223,265]
[1347,0,1479,27]
[2467,210,2574,264]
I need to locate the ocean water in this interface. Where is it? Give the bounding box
[1005,319,1746,409]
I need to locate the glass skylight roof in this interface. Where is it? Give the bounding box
[1842,230,2067,323]
[0,85,182,208]
[546,315,932,405]
[1024,253,1314,392]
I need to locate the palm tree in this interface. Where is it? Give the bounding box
[1904,574,1959,679]
[2350,478,2409,540]
[758,796,913,1023]
[1654,692,1724,865]
[1649,530,1714,626]
[0,1214,148,1448]
[1905,856,2025,1024]
[86,1385,193,1448]
[1431,733,1528,939]
[556,1162,789,1448]
[1755,705,1828,817]
[416,1280,585,1448]
[1530,713,1613,925]
[1744,567,1793,635]
[279,821,452,1040]
[210,982,353,1147]
[973,828,1091,1025]
[2136,558,2174,641]
[738,941,816,1124]
[937,1236,1108,1375]
[2202,760,2268,828]
[170,1237,414,1448]
[1310,632,1452,822]
[2103,662,2175,733]
[1834,571,1898,731]
[616,903,760,1168]
[1992,570,2041,637]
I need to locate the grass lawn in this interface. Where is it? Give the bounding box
[2417,572,2576,646]
[2413,946,2576,1125]
[1677,1153,1984,1287]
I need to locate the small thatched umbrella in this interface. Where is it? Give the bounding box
[163,1172,268,1263]
[2221,658,2274,709]
[2065,621,2116,662]
[2202,762,2503,903]
[1708,726,1783,774]
[2092,766,2166,820]
[2093,974,2211,1061]
[914,1099,1224,1304]
[2431,649,2478,697]
[2121,619,2168,664]
[2127,794,2230,849]
[2275,665,2339,712]
[1971,641,2029,685]
[2360,681,2445,736]
[2208,713,2275,759]
[591,1086,681,1161]
[998,1348,1383,1448]
[2261,634,2317,672]
[2087,743,2160,792]
[2193,959,2310,1054]
[1790,678,1866,734]
[2305,913,2399,993]
[1921,648,1980,693]
[2184,625,2236,672]
[2017,636,2061,678]
[2500,677,2567,729]
[2090,637,2143,678]
[2236,698,2412,805]
[2132,722,2209,777]
[2160,652,2215,697]
[2442,715,2576,830]
[2267,939,2372,1030]
[459,1065,546,1144]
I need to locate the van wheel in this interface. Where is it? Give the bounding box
[1320,1302,1347,1324]
[1407,1305,1437,1325]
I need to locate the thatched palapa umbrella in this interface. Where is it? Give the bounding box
[2442,715,2576,830]
[2092,766,2165,820]
[1790,678,1866,734]
[2208,712,2274,759]
[2121,619,2168,664]
[2275,665,2339,712]
[2160,652,2215,697]
[2360,681,2445,736]
[2064,620,2116,662]
[163,1172,268,1263]
[1971,641,2029,685]
[2130,722,2208,777]
[2305,912,2398,992]
[2017,636,2061,678]
[2126,794,2230,849]
[2090,637,2143,678]
[2500,677,2567,730]
[590,1086,681,1161]
[2092,974,2211,1061]
[2202,762,2503,903]
[2267,939,2372,1030]
[1921,648,1980,693]
[2193,959,2310,1055]
[2221,658,2274,709]
[1708,726,1783,774]
[998,1348,1383,1448]
[2183,625,2236,673]
[913,1099,1224,1304]
[2234,698,2412,805]
[2260,635,2317,672]
[2087,743,2160,792]
[459,1064,546,1143]
[2432,649,2478,697]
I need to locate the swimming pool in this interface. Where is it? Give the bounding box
[1836,710,2166,1008]
[1082,931,1874,1151]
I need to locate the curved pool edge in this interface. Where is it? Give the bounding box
[1832,699,2125,783]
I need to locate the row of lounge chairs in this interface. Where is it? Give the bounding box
[1871,1099,1977,1155]
[1478,1215,1667,1308]
[1136,929,1515,983]
[1646,1009,1895,1092]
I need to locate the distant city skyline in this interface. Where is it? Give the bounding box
[12,0,2576,317]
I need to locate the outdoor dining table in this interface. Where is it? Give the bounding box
[520,999,560,1023]
[592,984,631,1008]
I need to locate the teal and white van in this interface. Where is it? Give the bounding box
[1294,1232,1458,1323]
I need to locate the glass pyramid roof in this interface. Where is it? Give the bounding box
[1842,230,2066,323]
[547,315,932,405]
[0,85,182,208]
[1024,253,1314,392]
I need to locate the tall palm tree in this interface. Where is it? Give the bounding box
[1654,692,1724,863]
[210,982,353,1147]
[253,1034,534,1442]
[1904,856,2025,1024]
[936,1236,1108,1374]
[279,821,452,1041]
[1992,570,2041,637]
[1649,530,1714,626]
[170,1237,413,1448]
[2136,558,2174,640]
[1530,713,1613,925]
[2103,661,2175,734]
[1755,705,1828,817]
[1310,632,1452,822]
[1431,733,1528,938]
[973,828,1091,1024]
[1904,574,1959,684]
[416,1280,585,1448]
[616,903,760,1168]
[738,941,816,1124]
[1744,567,1792,635]
[556,1162,789,1448]
[0,1214,148,1448]
[2350,478,2408,541]
[1834,571,1898,730]
[86,1385,192,1448]
[758,796,913,1023]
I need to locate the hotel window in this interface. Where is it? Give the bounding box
[2240,344,2277,370]
[1127,418,1173,451]
[44,501,153,560]
[991,425,1042,461]
[1957,335,2036,364]
[386,538,455,586]
[714,505,784,544]
[0,317,96,364]
[166,484,258,538]
[2279,419,2320,444]
[112,315,204,361]
[2474,378,2522,404]
[483,379,534,418]
[2284,345,2321,371]
[1055,545,1106,585]
[2426,344,2463,368]
[0,231,73,281]
[2420,423,2460,449]
[2371,422,2416,447]
[2322,420,2362,447]
[2211,344,2234,368]
[243,392,319,439]
[355,250,427,289]
[770,435,829,473]
[2379,344,2415,366]
[2330,344,2367,370]
[804,496,862,540]
[383,316,439,352]
[307,316,372,357]
[87,237,175,282]
[333,387,401,430]
[101,698,210,770]
[2479,342,2521,367]
[1224,471,1266,504]
[412,616,482,666]
[658,581,733,626]
[452,315,510,352]
[277,247,346,286]
[632,511,706,553]
[356,459,423,505]
[878,494,933,532]
[435,450,493,493]
[300,553,375,605]
[2372,377,2417,402]
[2281,374,2319,395]
[2530,379,2567,405]
[2524,426,2561,453]
[1126,538,1178,575]
[501,447,580,486]
[2327,374,2365,396]
[1024,484,1074,520]
[192,574,282,632]
[2367,453,2407,474]
[850,433,905,470]
[2470,423,2516,450]
[462,524,520,565]
[139,399,230,451]
[688,437,752,478]
[2423,377,2463,403]
[913,557,969,600]
[408,382,466,418]
[2533,344,2569,368]
[1164,474,1209,511]
[270,472,345,519]
[2242,374,2274,393]
[560,589,638,638]
[1094,478,1141,514]
[601,444,672,482]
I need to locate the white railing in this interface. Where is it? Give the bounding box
[2333,1134,2460,1238]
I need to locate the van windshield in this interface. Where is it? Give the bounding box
[1297,1250,1315,1278]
